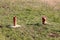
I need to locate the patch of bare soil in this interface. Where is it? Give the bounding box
[48,32,60,37]
[41,0,60,9]
[41,0,60,6]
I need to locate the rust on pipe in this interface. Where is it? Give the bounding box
[13,16,17,26]
[42,16,46,24]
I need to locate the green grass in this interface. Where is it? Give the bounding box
[0,0,60,40]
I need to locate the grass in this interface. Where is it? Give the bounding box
[0,0,60,40]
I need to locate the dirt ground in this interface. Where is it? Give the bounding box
[42,0,60,5]
[41,0,60,9]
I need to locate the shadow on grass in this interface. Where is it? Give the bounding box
[6,25,11,28]
[0,25,3,28]
[27,23,42,26]
[27,23,48,30]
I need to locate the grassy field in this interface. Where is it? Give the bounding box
[0,0,60,40]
